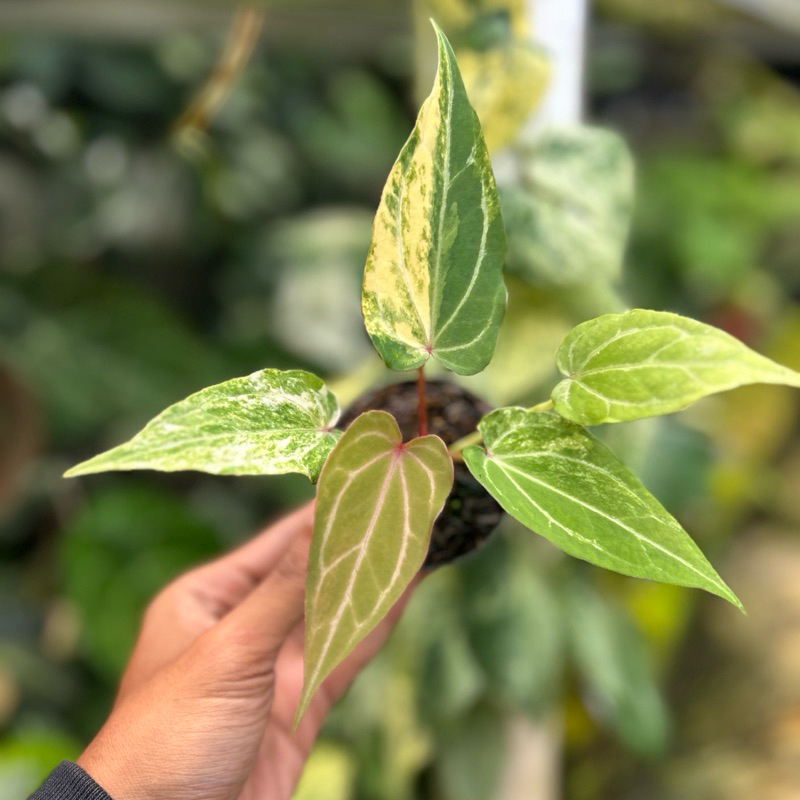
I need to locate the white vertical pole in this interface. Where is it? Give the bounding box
[494,10,589,800]
[525,0,589,130]
[492,0,588,182]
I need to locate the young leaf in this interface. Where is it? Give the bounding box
[65,369,340,482]
[463,408,741,608]
[552,309,800,425]
[297,410,453,724]
[501,126,634,287]
[362,23,506,376]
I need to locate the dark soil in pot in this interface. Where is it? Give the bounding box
[339,380,504,568]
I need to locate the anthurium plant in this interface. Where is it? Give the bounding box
[66,24,800,724]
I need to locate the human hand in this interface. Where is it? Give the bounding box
[77,503,412,800]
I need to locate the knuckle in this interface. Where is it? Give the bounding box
[143,571,195,620]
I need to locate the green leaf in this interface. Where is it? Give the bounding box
[64,369,341,482]
[502,126,634,286]
[563,579,670,757]
[297,410,453,724]
[362,23,507,376]
[463,408,741,608]
[552,309,800,425]
[458,530,563,714]
[409,570,485,727]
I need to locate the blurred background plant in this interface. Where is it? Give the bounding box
[2,1,800,798]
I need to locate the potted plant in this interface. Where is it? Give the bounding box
[65,24,800,726]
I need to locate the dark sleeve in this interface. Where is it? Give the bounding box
[28,761,113,800]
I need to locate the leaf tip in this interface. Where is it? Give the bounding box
[63,460,97,479]
[428,17,454,60]
[706,574,744,613]
[292,691,312,732]
[721,586,745,614]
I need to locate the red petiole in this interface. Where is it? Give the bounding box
[416,366,428,438]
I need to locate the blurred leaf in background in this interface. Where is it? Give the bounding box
[564,577,670,758]
[418,0,549,152]
[59,485,223,680]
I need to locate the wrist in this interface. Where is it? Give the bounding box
[78,734,158,800]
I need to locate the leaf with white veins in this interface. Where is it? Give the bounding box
[65,369,340,482]
[463,408,741,608]
[297,410,453,724]
[362,23,506,376]
[552,309,800,425]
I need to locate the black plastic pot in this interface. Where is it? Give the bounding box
[340,380,503,567]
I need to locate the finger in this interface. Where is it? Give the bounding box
[118,504,314,701]
[189,502,315,608]
[206,513,314,672]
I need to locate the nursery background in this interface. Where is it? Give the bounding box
[3,1,800,798]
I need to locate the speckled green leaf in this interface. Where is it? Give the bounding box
[362,23,506,376]
[64,369,340,482]
[463,408,741,608]
[502,126,634,286]
[297,411,453,724]
[552,309,800,425]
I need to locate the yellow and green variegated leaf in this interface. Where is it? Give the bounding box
[297,410,453,724]
[552,309,800,425]
[362,23,507,376]
[458,42,550,154]
[502,126,634,287]
[64,369,340,482]
[463,408,741,608]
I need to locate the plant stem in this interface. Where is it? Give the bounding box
[448,429,483,460]
[416,366,428,437]
[449,399,553,460]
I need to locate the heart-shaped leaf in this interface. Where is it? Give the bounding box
[65,369,340,482]
[552,309,800,425]
[297,410,453,724]
[502,126,634,287]
[362,23,506,376]
[463,408,741,608]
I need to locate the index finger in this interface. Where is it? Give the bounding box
[192,501,315,601]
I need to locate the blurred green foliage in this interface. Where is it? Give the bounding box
[2,3,800,799]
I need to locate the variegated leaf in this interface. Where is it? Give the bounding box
[65,369,340,482]
[552,309,800,425]
[456,276,571,405]
[458,42,550,154]
[463,408,741,608]
[297,410,453,723]
[502,126,634,286]
[362,23,507,376]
